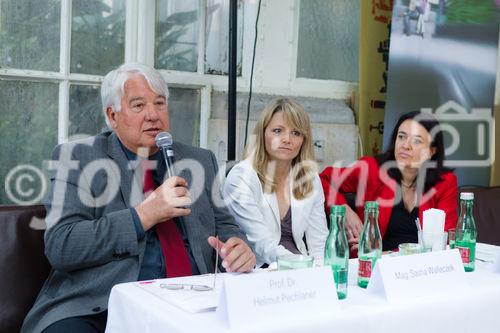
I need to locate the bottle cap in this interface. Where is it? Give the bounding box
[365,201,379,210]
[460,192,474,200]
[330,205,346,215]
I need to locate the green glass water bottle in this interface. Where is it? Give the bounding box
[357,201,382,288]
[324,205,349,299]
[455,192,477,272]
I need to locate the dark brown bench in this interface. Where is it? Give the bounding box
[0,205,50,333]
[459,186,500,246]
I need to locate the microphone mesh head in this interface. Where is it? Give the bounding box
[155,131,173,147]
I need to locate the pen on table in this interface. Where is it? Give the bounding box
[213,235,219,289]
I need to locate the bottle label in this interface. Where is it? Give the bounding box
[457,246,470,264]
[358,258,372,278]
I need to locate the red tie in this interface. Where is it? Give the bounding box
[142,160,192,278]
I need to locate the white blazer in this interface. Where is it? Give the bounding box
[223,159,328,267]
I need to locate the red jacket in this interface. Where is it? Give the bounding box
[320,156,458,239]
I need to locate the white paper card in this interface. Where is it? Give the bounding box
[423,208,445,233]
[217,267,340,328]
[367,249,468,302]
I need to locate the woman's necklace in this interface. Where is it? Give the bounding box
[401,180,416,189]
[401,181,417,212]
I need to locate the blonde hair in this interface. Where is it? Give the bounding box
[243,98,317,200]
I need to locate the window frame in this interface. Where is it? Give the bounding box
[0,0,359,149]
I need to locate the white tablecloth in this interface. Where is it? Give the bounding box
[106,243,500,333]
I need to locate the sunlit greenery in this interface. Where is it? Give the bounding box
[445,0,500,24]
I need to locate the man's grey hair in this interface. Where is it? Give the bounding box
[101,63,170,127]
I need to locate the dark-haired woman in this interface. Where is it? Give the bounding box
[320,111,457,253]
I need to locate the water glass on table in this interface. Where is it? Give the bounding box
[398,243,423,255]
[448,228,456,249]
[418,230,448,252]
[277,254,314,270]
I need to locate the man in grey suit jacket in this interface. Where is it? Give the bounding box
[22,63,255,333]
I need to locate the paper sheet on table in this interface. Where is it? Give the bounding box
[135,274,223,313]
[476,243,500,263]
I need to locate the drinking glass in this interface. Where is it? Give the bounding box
[448,228,456,249]
[277,254,314,270]
[418,231,448,252]
[398,243,423,255]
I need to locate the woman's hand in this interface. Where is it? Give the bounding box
[344,204,363,248]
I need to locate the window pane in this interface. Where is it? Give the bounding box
[71,0,125,75]
[0,80,58,204]
[155,0,199,72]
[205,0,243,75]
[0,0,61,71]
[297,0,359,82]
[168,88,200,146]
[69,84,106,140]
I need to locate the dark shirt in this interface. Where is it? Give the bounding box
[279,207,301,254]
[382,197,419,252]
[119,143,198,280]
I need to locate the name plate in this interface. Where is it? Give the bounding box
[367,249,469,302]
[217,267,339,328]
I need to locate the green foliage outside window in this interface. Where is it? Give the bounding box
[71,0,125,75]
[0,0,61,71]
[0,0,202,204]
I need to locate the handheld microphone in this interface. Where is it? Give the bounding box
[155,131,176,179]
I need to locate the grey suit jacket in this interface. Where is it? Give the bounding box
[22,131,247,333]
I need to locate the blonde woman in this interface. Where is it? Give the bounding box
[223,98,328,267]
